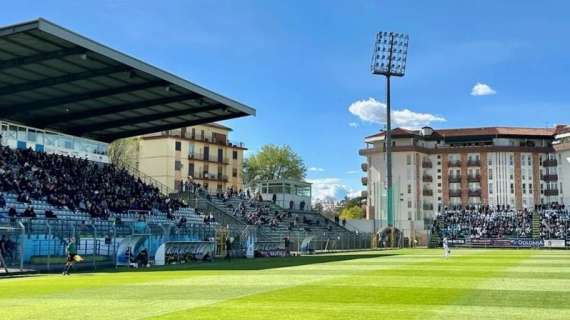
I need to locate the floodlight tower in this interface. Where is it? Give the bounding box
[371,31,409,248]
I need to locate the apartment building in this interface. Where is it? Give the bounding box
[360,125,569,238]
[136,123,246,193]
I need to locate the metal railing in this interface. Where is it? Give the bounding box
[449,190,462,197]
[191,173,229,182]
[544,189,559,196]
[543,159,558,167]
[467,175,481,182]
[188,153,230,165]
[467,159,481,167]
[120,162,174,196]
[448,175,462,183]
[448,160,461,167]
[542,174,558,182]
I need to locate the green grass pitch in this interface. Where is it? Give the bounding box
[1,249,570,319]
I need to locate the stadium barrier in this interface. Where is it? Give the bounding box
[449,238,568,249]
[0,216,219,272]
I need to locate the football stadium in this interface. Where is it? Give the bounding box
[1,6,570,320]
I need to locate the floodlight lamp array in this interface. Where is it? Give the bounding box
[371,31,409,77]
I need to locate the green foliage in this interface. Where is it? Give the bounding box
[340,196,363,209]
[339,205,364,220]
[313,202,324,212]
[242,144,306,184]
[107,137,140,168]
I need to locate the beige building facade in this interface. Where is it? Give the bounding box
[136,123,246,194]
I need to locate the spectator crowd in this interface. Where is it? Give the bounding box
[433,204,569,240]
[0,146,183,219]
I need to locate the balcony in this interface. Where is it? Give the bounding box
[449,190,462,197]
[184,134,246,149]
[188,153,229,165]
[228,140,246,149]
[467,175,481,182]
[361,163,368,172]
[467,159,481,167]
[544,189,559,196]
[543,159,558,167]
[423,203,434,211]
[422,175,433,183]
[448,175,462,183]
[542,174,558,182]
[448,160,461,167]
[361,177,368,186]
[421,161,433,168]
[468,189,481,197]
[191,173,229,182]
[422,189,433,197]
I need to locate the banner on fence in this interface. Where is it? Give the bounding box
[469,239,544,248]
[543,239,565,248]
[510,239,544,248]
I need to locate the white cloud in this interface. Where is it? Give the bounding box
[345,170,358,174]
[307,178,361,203]
[347,190,362,199]
[308,167,325,172]
[348,98,446,129]
[348,122,359,128]
[471,82,496,96]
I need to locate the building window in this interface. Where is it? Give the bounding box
[175,160,182,171]
[232,168,238,178]
[407,184,411,194]
[233,150,238,160]
[407,201,412,208]
[175,141,181,151]
[406,155,411,165]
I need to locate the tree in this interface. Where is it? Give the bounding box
[339,205,364,220]
[107,137,140,169]
[313,202,324,212]
[242,144,306,184]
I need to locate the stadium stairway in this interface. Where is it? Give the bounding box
[201,195,357,246]
[532,211,541,239]
[428,216,443,248]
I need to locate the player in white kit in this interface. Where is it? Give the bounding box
[442,237,450,258]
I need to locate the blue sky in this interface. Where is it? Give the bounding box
[2,1,570,201]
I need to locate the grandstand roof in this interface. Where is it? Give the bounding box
[366,126,560,141]
[0,18,255,142]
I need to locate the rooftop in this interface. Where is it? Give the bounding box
[366,126,564,141]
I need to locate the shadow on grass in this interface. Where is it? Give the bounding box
[105,252,397,273]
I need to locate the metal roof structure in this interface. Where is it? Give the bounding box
[0,18,255,142]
